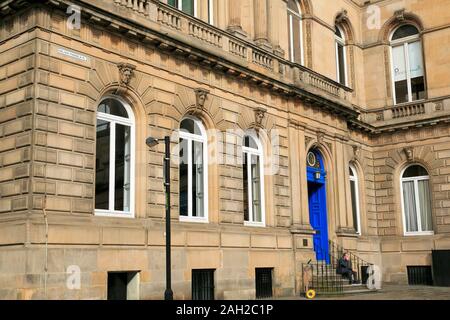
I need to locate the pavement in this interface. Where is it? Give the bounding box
[281,284,450,300]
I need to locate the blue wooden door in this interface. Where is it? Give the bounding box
[308,182,329,263]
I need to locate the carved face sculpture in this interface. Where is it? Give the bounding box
[121,68,132,84]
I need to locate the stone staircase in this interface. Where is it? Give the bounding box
[302,240,379,297]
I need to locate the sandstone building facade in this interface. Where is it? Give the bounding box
[0,0,449,299]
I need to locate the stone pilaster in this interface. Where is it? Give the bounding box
[226,0,247,38]
[253,0,272,50]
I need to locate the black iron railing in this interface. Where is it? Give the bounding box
[301,239,374,296]
[301,260,344,295]
[328,240,373,285]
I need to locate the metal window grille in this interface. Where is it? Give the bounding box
[407,266,433,286]
[192,269,215,300]
[255,268,273,299]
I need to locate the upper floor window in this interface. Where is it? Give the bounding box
[349,165,361,235]
[208,0,214,25]
[95,97,135,217]
[390,25,425,104]
[401,165,433,235]
[179,116,208,222]
[168,0,197,17]
[287,0,303,65]
[335,25,347,86]
[242,134,265,227]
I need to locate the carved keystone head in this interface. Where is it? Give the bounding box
[335,10,348,24]
[194,88,209,109]
[117,63,136,86]
[394,9,406,22]
[254,107,267,127]
[352,145,361,159]
[403,147,414,161]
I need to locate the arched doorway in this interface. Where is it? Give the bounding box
[306,149,329,263]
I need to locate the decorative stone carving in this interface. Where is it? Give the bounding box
[335,10,348,24]
[352,145,361,159]
[376,112,384,121]
[403,147,414,161]
[435,101,443,111]
[194,88,209,109]
[317,130,325,145]
[394,9,406,22]
[117,63,136,86]
[254,106,267,128]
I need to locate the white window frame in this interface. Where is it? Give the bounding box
[389,25,424,105]
[179,115,209,223]
[400,165,434,236]
[287,0,304,65]
[349,165,361,235]
[243,135,266,228]
[335,25,348,86]
[208,0,214,25]
[173,0,198,18]
[95,95,136,219]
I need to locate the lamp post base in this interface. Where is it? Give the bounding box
[164,289,174,300]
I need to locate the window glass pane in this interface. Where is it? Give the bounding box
[392,45,407,82]
[349,166,354,177]
[179,138,188,216]
[244,136,258,149]
[114,124,131,212]
[168,0,177,8]
[182,0,194,15]
[96,119,110,210]
[335,26,342,38]
[251,154,262,222]
[392,25,419,40]
[208,0,213,24]
[192,140,204,217]
[403,165,429,178]
[350,180,359,232]
[403,181,418,232]
[418,180,433,231]
[408,41,424,79]
[337,43,346,85]
[411,76,425,101]
[180,118,201,135]
[243,153,249,222]
[98,99,128,118]
[394,80,408,104]
[292,15,302,64]
[287,0,299,13]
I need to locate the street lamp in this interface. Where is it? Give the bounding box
[146,136,173,300]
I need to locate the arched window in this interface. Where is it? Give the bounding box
[401,165,433,235]
[287,0,303,65]
[390,24,425,104]
[95,97,135,217]
[179,116,208,222]
[168,0,197,17]
[242,134,265,226]
[349,165,361,235]
[335,25,347,86]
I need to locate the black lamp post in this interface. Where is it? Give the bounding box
[146,136,173,300]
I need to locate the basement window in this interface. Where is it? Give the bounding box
[192,269,215,300]
[107,271,140,300]
[255,268,273,299]
[407,266,433,286]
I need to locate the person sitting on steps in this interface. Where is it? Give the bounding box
[336,252,359,284]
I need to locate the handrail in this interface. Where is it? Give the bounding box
[328,239,373,285]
